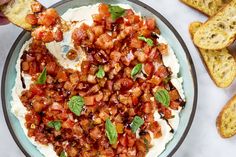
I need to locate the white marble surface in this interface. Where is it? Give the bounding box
[0,0,236,156]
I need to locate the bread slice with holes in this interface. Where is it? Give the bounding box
[1,0,36,30]
[193,0,236,50]
[180,0,231,16]
[189,21,236,88]
[216,95,236,138]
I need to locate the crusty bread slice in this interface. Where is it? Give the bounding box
[2,0,35,30]
[189,21,236,88]
[216,95,236,138]
[193,0,236,50]
[180,0,231,16]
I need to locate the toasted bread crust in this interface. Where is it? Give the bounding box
[189,21,236,88]
[180,0,231,16]
[193,0,236,50]
[2,0,35,30]
[180,0,212,16]
[216,95,236,138]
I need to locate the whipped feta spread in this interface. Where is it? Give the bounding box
[11,4,185,157]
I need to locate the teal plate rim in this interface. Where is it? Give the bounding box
[1,0,198,157]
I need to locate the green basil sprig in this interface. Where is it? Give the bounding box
[60,151,67,157]
[130,116,144,133]
[144,138,149,152]
[105,119,118,145]
[68,96,85,116]
[138,36,154,46]
[108,5,125,21]
[154,89,170,107]
[37,67,47,84]
[96,66,105,79]
[47,121,61,131]
[131,63,142,78]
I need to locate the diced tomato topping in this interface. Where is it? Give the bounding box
[132,96,139,106]
[155,65,169,78]
[30,84,43,96]
[169,89,180,101]
[142,102,152,114]
[41,31,54,43]
[25,14,38,25]
[53,29,63,42]
[170,101,180,110]
[31,2,43,13]
[62,119,75,129]
[38,8,59,27]
[98,3,110,17]
[56,71,68,82]
[144,62,154,77]
[46,62,57,75]
[32,101,44,112]
[130,38,143,49]
[146,18,156,30]
[84,96,95,106]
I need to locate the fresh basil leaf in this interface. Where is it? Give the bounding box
[138,36,154,46]
[60,151,67,157]
[37,67,47,84]
[108,5,125,21]
[68,96,84,116]
[130,116,144,133]
[96,66,105,79]
[154,89,170,107]
[131,63,142,78]
[105,119,118,145]
[47,121,61,131]
[144,138,149,152]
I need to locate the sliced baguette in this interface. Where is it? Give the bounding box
[189,21,236,88]
[180,0,231,16]
[216,95,236,138]
[193,0,236,50]
[2,0,35,30]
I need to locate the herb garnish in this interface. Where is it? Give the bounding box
[144,138,149,152]
[154,89,170,107]
[130,116,144,133]
[105,119,118,144]
[96,66,105,79]
[108,5,126,21]
[37,67,47,84]
[138,36,154,46]
[60,151,67,157]
[47,121,61,131]
[131,63,142,78]
[68,96,85,116]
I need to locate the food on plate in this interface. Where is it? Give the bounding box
[180,0,231,16]
[189,21,236,88]
[25,2,69,43]
[11,3,186,157]
[2,0,67,42]
[216,95,236,138]
[193,0,236,50]
[1,0,36,30]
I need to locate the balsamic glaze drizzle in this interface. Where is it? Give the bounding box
[160,113,174,134]
[20,70,26,89]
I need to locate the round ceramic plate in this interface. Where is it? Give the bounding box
[1,0,197,157]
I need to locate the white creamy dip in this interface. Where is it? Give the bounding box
[11,3,185,157]
[158,36,185,101]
